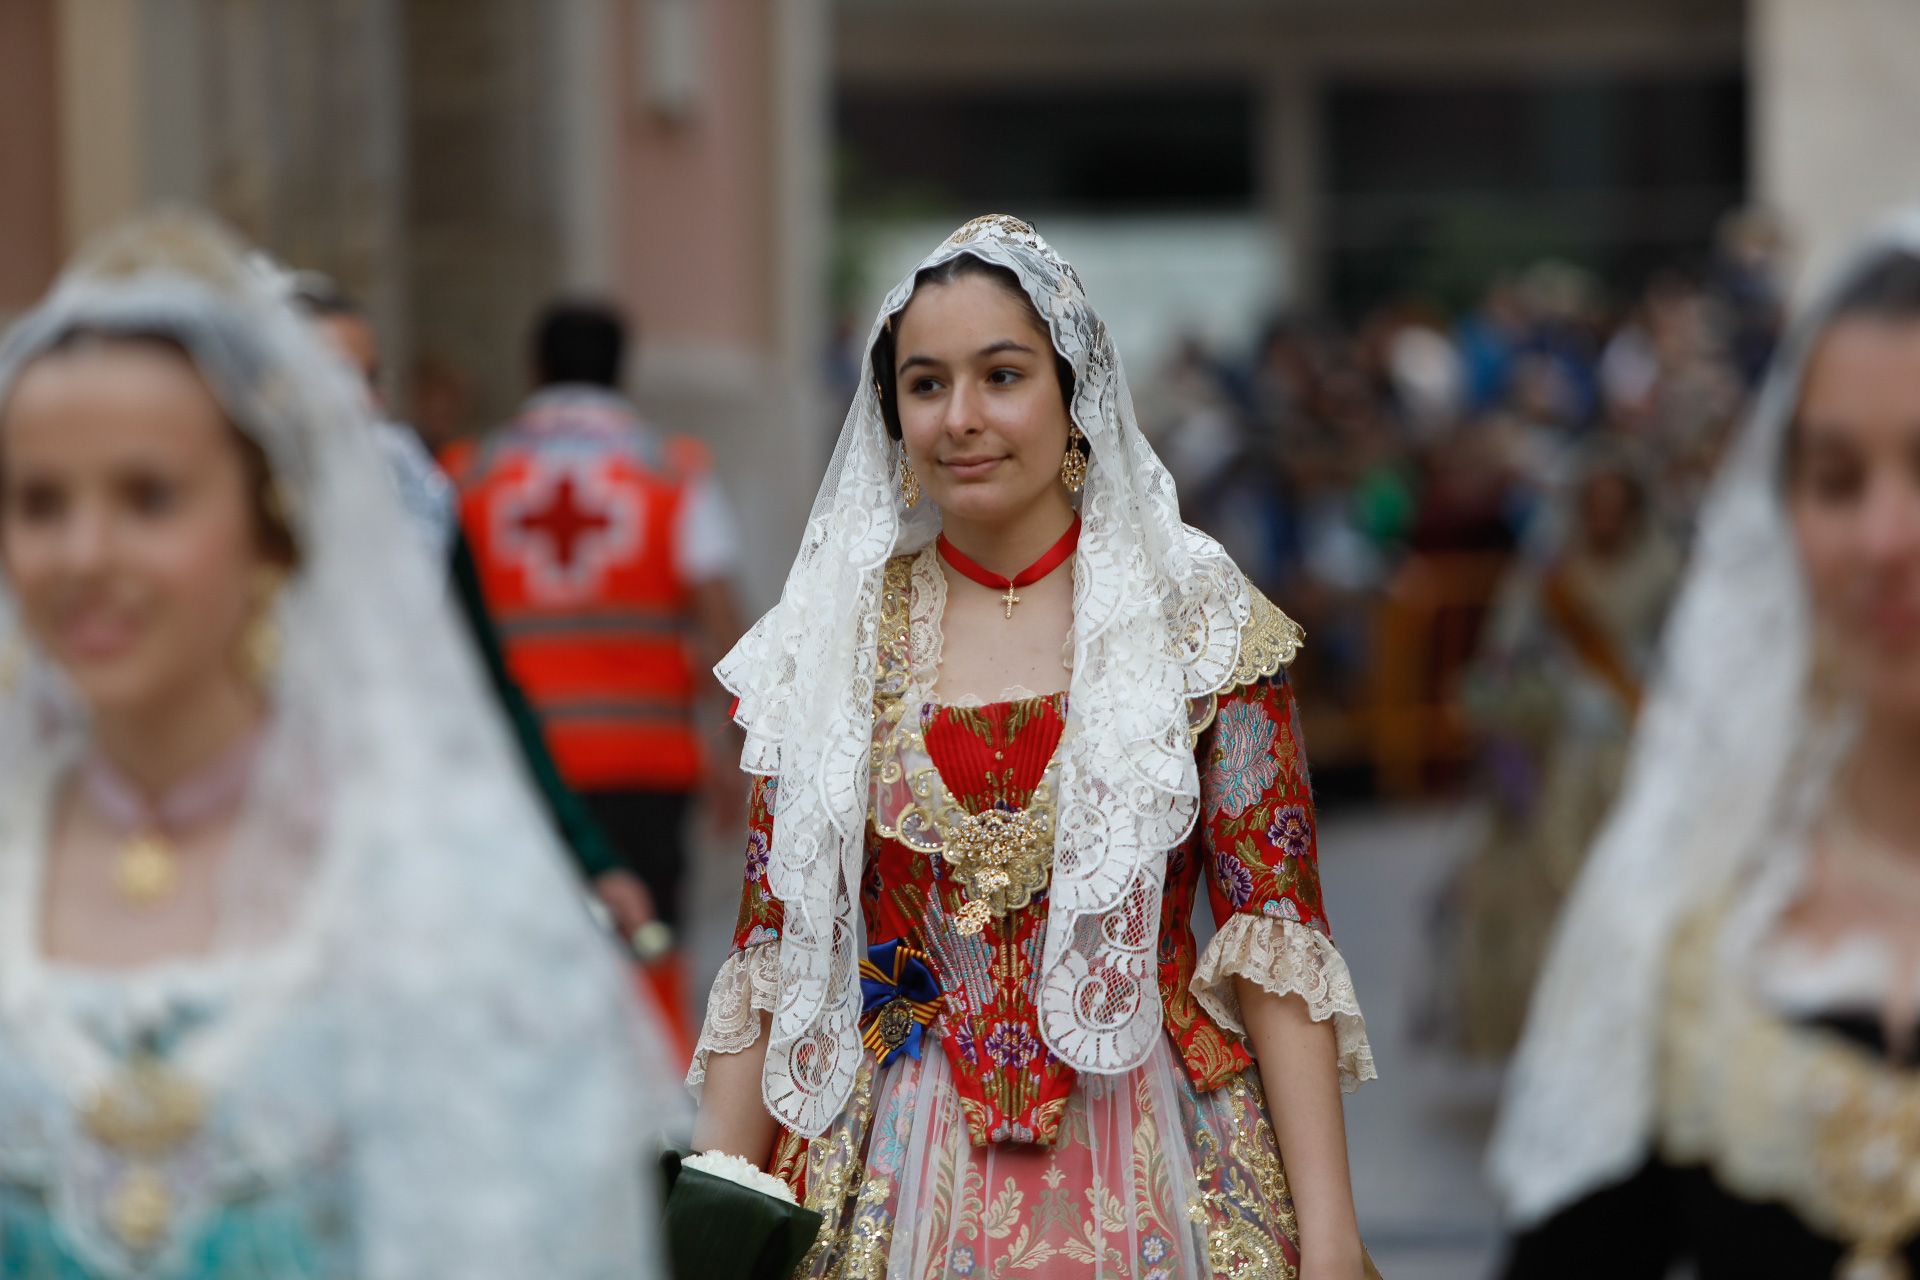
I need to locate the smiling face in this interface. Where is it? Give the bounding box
[1788,315,1920,718]
[0,339,281,720]
[891,271,1075,530]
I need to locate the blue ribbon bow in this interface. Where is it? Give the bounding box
[859,939,942,1066]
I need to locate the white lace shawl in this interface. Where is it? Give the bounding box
[1487,212,1920,1227]
[716,215,1260,1137]
[693,547,1375,1100]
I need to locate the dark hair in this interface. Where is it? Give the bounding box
[1826,247,1920,322]
[287,271,362,320]
[3,330,299,568]
[533,301,628,389]
[1785,247,1920,484]
[869,254,1077,444]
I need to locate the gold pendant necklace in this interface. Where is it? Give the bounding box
[115,831,179,905]
[82,730,264,909]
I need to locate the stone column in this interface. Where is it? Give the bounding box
[0,0,62,318]
[37,0,408,383]
[554,0,622,294]
[1752,0,1920,291]
[404,0,567,426]
[616,0,831,609]
[195,0,410,391]
[53,0,144,250]
[1262,58,1320,312]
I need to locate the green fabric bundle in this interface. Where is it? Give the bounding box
[659,1148,823,1280]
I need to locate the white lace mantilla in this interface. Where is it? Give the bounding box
[688,942,782,1097]
[716,214,1259,1137]
[1191,915,1377,1094]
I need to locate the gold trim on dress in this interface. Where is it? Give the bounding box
[81,1053,206,1252]
[1233,586,1306,688]
[1190,583,1307,746]
[872,555,1064,933]
[1662,905,1920,1277]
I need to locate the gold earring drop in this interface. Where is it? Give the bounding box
[1807,625,1848,714]
[1059,427,1088,493]
[899,452,921,507]
[0,630,26,692]
[242,568,285,690]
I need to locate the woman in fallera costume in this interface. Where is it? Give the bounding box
[0,215,670,1279]
[690,216,1377,1279]
[1445,448,1681,1058]
[1493,215,1920,1276]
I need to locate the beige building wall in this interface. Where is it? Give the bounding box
[614,0,831,608]
[1753,0,1920,293]
[617,0,774,356]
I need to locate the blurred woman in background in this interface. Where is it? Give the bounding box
[1438,448,1681,1059]
[1492,215,1920,1277]
[0,215,669,1279]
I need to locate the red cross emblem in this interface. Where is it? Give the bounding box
[517,473,609,568]
[494,461,641,601]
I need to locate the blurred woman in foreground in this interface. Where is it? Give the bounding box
[1493,216,1920,1277]
[0,215,669,1278]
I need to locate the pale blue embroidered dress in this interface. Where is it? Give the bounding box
[0,766,355,1280]
[0,974,355,1278]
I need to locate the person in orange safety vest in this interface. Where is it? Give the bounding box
[453,303,743,1032]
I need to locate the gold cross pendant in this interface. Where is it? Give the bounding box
[1001,584,1021,619]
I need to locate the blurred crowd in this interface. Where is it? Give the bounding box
[1124,211,1796,1068]
[1137,210,1788,777]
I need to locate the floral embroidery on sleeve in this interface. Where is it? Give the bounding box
[1201,699,1280,819]
[731,774,784,949]
[1197,673,1329,937]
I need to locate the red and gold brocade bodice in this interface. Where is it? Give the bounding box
[730,556,1328,1148]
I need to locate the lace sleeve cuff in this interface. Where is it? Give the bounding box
[1191,914,1378,1093]
[686,942,781,1097]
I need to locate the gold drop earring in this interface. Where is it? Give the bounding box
[0,629,27,692]
[242,568,286,691]
[1059,426,1088,493]
[877,370,920,509]
[899,450,921,507]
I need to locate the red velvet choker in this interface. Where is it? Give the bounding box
[936,515,1082,619]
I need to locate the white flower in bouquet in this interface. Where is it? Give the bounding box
[683,1150,799,1205]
